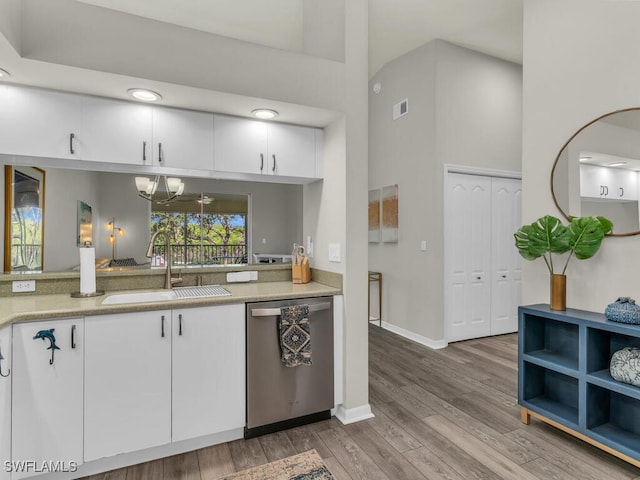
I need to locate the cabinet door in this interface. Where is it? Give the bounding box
[213,115,268,174]
[0,326,11,480]
[267,123,318,178]
[613,168,638,201]
[580,164,605,199]
[491,178,522,335]
[12,318,83,479]
[153,107,214,170]
[82,96,152,165]
[172,304,245,442]
[0,85,82,159]
[84,311,171,461]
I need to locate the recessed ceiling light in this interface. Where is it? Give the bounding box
[128,88,162,102]
[607,162,627,167]
[251,109,279,119]
[579,156,592,162]
[0,68,11,78]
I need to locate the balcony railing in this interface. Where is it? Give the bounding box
[151,244,247,266]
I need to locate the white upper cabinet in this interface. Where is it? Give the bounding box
[152,107,214,170]
[0,326,11,480]
[580,164,639,201]
[84,310,171,461]
[171,304,245,442]
[214,114,322,179]
[0,85,82,159]
[82,96,153,165]
[11,318,84,479]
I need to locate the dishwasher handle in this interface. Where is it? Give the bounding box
[250,302,331,318]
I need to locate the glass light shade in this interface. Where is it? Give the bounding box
[176,182,185,196]
[167,177,182,192]
[128,88,162,102]
[135,177,151,192]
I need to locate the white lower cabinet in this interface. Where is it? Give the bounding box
[171,304,245,442]
[11,318,84,479]
[84,310,172,461]
[0,326,11,480]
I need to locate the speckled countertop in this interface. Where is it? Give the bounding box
[0,281,341,328]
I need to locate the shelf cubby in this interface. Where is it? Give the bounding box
[586,327,640,374]
[522,312,579,371]
[522,362,579,425]
[587,384,640,454]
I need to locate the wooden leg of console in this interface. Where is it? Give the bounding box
[520,407,531,425]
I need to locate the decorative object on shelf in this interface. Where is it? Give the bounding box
[135,175,184,204]
[605,297,640,324]
[514,215,612,310]
[33,329,60,365]
[610,347,640,387]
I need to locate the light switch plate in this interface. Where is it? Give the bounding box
[420,240,427,251]
[328,243,341,262]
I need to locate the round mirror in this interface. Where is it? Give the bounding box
[551,107,640,236]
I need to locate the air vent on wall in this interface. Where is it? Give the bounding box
[393,98,408,120]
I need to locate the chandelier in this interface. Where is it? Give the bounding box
[135,175,185,204]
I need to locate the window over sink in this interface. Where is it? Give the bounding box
[150,192,248,267]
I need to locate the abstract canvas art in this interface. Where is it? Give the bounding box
[368,189,381,243]
[381,184,398,243]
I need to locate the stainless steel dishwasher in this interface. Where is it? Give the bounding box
[245,296,334,438]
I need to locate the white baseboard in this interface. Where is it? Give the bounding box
[378,321,448,349]
[334,404,374,425]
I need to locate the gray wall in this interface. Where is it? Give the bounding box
[523,0,640,309]
[368,40,522,342]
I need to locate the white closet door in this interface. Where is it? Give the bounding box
[491,177,522,335]
[446,173,492,342]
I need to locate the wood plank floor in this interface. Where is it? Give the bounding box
[82,325,640,480]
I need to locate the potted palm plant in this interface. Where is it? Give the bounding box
[514,215,612,310]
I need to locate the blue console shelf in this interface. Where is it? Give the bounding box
[519,304,640,467]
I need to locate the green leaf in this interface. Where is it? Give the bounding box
[514,224,541,260]
[567,216,605,260]
[529,215,571,254]
[596,216,613,235]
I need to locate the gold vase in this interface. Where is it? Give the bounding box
[550,274,567,311]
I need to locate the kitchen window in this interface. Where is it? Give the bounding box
[150,193,248,266]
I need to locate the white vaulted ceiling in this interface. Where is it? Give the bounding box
[0,0,523,126]
[76,0,523,77]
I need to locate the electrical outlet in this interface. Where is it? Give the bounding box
[12,280,36,293]
[328,243,341,262]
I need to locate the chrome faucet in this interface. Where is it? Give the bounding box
[146,230,182,289]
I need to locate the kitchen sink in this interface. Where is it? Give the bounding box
[101,285,231,305]
[102,290,177,305]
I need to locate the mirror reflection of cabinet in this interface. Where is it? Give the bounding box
[551,108,640,236]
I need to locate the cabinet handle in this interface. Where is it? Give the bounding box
[143,141,147,161]
[179,314,183,336]
[70,133,75,154]
[272,154,277,173]
[161,315,165,338]
[600,185,604,196]
[0,346,9,378]
[620,187,624,197]
[158,143,163,163]
[605,185,609,196]
[260,153,264,172]
[71,324,77,349]
[502,275,507,279]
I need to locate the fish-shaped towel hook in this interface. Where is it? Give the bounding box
[33,329,60,365]
[0,349,9,377]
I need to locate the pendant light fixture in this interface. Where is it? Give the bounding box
[135,175,185,204]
